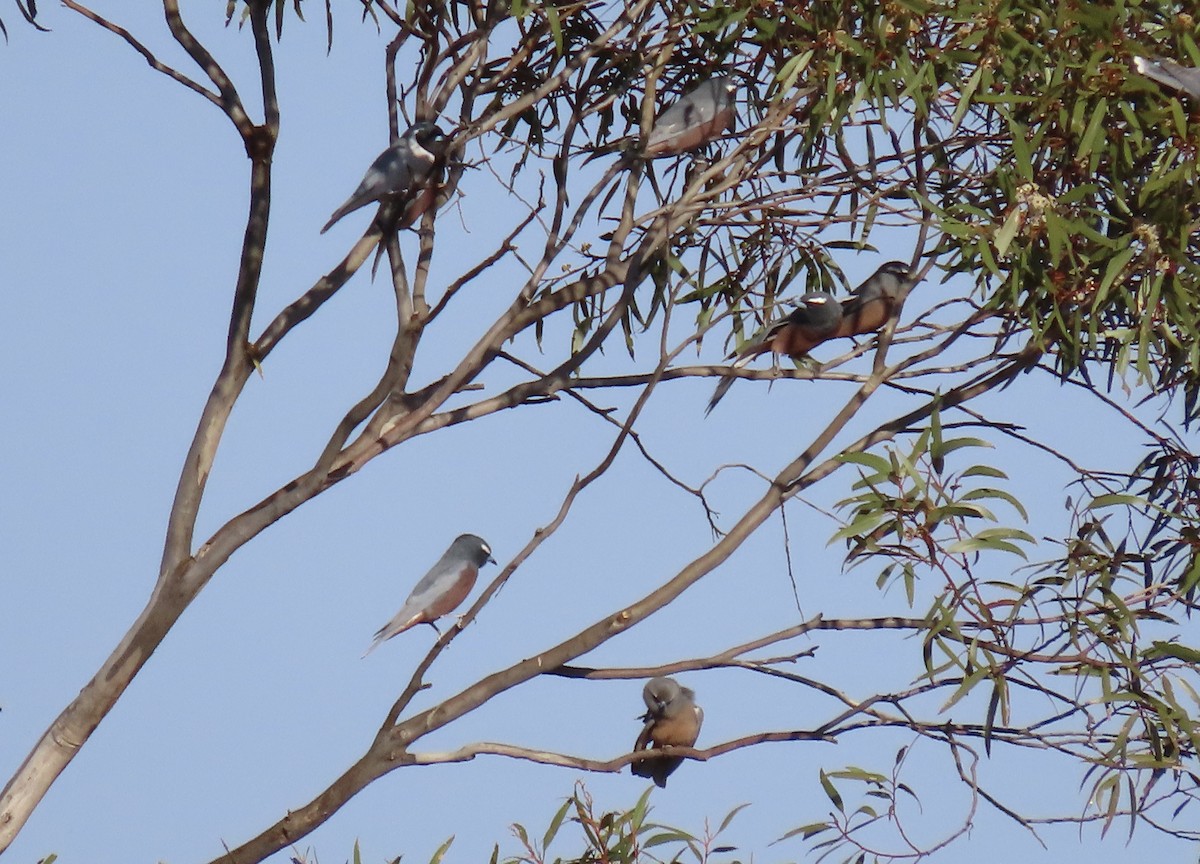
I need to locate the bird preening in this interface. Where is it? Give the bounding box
[631,676,703,787]
[706,260,919,414]
[322,121,450,234]
[363,533,495,656]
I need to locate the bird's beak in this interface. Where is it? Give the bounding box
[488,555,497,565]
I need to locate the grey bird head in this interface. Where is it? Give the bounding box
[658,75,736,118]
[857,261,918,300]
[320,121,450,234]
[450,533,496,567]
[700,75,737,107]
[405,122,449,160]
[642,676,688,718]
[788,291,844,335]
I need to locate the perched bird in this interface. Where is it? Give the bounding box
[705,262,919,414]
[321,122,449,234]
[643,76,738,157]
[631,677,703,788]
[586,76,738,163]
[836,260,916,339]
[363,533,495,655]
[1133,56,1200,99]
[705,291,843,415]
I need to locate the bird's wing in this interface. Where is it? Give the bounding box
[321,145,416,233]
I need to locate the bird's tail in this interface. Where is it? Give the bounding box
[705,351,756,415]
[581,138,637,166]
[320,199,357,234]
[361,608,420,658]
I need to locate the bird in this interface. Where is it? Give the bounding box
[643,76,738,157]
[631,677,703,788]
[705,262,919,414]
[835,260,916,339]
[363,533,495,655]
[321,122,449,234]
[1133,56,1200,99]
[705,291,843,415]
[585,76,738,163]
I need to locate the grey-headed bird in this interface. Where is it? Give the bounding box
[706,291,843,415]
[322,122,449,234]
[364,533,495,655]
[643,76,738,157]
[705,261,918,414]
[631,676,703,787]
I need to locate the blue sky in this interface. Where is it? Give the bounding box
[3,4,1197,863]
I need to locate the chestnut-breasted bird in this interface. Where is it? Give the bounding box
[643,76,738,157]
[705,291,843,415]
[632,677,703,788]
[836,260,915,338]
[1134,56,1200,99]
[363,533,495,655]
[322,122,449,234]
[705,262,918,414]
[587,76,738,162]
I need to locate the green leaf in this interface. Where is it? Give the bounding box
[940,665,991,713]
[542,796,572,850]
[961,465,1008,480]
[929,397,945,473]
[642,830,695,849]
[544,2,563,55]
[830,509,890,543]
[1076,97,1108,164]
[939,437,994,454]
[949,527,1035,554]
[994,207,1022,257]
[960,487,1029,521]
[1096,244,1136,299]
[983,679,1005,757]
[429,835,455,864]
[1144,641,1200,665]
[1088,493,1145,510]
[777,50,814,93]
[951,64,984,129]
[717,802,751,834]
[837,451,893,474]
[818,769,844,813]
[774,822,831,843]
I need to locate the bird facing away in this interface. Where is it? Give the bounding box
[632,677,703,788]
[644,76,738,157]
[705,291,843,415]
[321,122,449,234]
[704,261,919,414]
[1134,56,1200,99]
[363,533,495,656]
